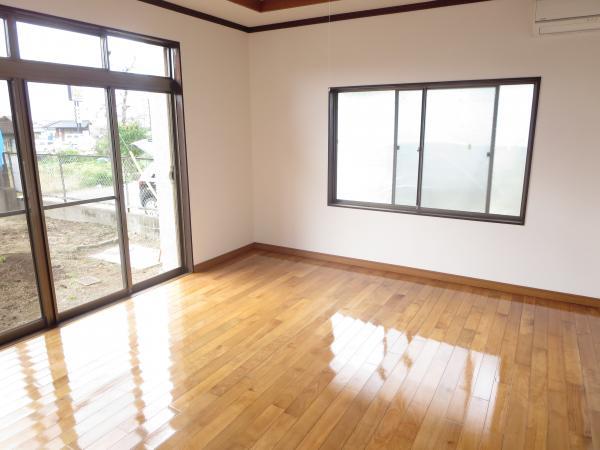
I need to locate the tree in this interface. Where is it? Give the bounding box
[95,122,149,157]
[117,122,149,156]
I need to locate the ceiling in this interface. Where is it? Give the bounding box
[162,0,431,27]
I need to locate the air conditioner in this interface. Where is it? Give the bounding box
[535,0,600,34]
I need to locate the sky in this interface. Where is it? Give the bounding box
[16,21,166,76]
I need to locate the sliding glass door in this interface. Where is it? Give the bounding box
[27,83,126,313]
[25,83,184,314]
[115,90,181,285]
[0,4,192,345]
[0,80,42,333]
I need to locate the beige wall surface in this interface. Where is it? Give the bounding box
[249,0,600,297]
[3,0,254,264]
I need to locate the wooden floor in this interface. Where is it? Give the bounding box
[1,251,599,450]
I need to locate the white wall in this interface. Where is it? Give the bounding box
[249,0,600,298]
[5,0,254,265]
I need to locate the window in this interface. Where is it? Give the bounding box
[115,89,181,284]
[0,20,7,57]
[0,80,43,333]
[107,36,168,76]
[329,78,540,224]
[0,4,191,344]
[17,21,103,68]
[27,83,113,205]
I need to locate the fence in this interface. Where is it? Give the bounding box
[2,152,153,207]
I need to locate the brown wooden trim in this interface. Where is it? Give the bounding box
[136,0,491,33]
[247,0,492,32]
[192,242,599,308]
[253,243,600,308]
[136,0,251,32]
[194,244,256,272]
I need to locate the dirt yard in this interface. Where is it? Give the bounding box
[0,215,163,333]
[0,216,40,333]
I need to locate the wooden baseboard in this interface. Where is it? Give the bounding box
[253,243,600,308]
[194,244,256,272]
[192,242,598,308]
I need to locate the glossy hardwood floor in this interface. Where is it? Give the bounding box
[1,251,599,450]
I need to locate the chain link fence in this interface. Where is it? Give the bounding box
[2,152,153,207]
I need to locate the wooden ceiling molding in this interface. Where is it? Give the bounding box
[138,0,492,32]
[228,0,341,12]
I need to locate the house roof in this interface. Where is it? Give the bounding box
[45,120,91,130]
[0,116,14,136]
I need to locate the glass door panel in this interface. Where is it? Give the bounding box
[27,83,125,313]
[28,84,115,204]
[43,200,123,310]
[115,89,181,284]
[0,81,43,333]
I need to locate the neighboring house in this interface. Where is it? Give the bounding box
[1,117,97,158]
[0,116,16,168]
[0,116,15,150]
[0,116,22,205]
[35,119,95,153]
[45,119,91,140]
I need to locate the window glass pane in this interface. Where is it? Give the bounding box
[27,83,115,205]
[115,90,181,284]
[0,80,42,333]
[108,36,167,77]
[490,84,534,216]
[0,215,42,332]
[394,90,422,206]
[0,20,7,57]
[45,200,124,312]
[0,83,24,215]
[336,91,395,204]
[17,22,102,68]
[421,87,495,213]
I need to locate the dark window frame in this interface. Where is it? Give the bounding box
[328,77,541,225]
[0,4,194,347]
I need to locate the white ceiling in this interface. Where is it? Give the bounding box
[164,0,429,27]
